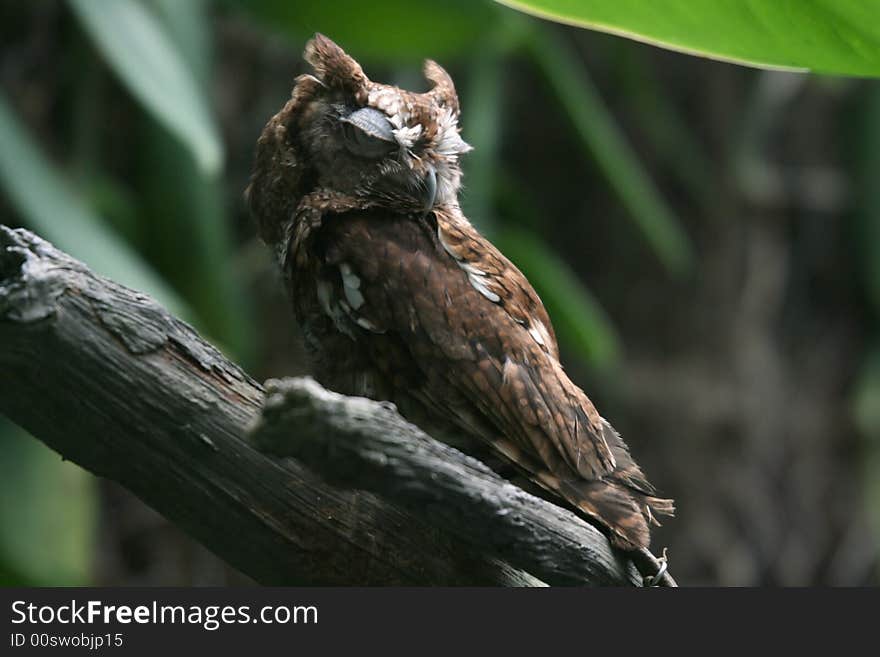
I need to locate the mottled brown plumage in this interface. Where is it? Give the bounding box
[247,34,673,553]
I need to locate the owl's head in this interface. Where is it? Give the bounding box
[248,34,471,244]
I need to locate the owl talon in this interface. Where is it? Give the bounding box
[641,547,671,587]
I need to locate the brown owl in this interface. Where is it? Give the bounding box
[247,34,674,580]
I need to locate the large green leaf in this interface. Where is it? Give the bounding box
[68,0,223,174]
[0,94,190,319]
[496,0,880,77]
[144,0,255,362]
[0,419,96,585]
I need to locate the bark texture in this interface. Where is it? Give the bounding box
[0,225,640,586]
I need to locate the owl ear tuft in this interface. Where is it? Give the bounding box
[423,60,460,117]
[304,33,368,95]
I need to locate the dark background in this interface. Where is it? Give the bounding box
[1,0,878,586]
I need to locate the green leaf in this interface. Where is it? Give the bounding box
[614,45,712,208]
[0,419,96,585]
[459,34,508,235]
[495,227,621,367]
[0,94,191,319]
[152,0,212,82]
[143,0,255,362]
[225,0,496,63]
[68,0,222,174]
[496,0,880,77]
[526,26,693,275]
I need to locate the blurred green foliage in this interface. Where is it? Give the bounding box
[0,95,191,318]
[852,85,880,544]
[228,0,496,63]
[69,0,222,174]
[496,226,621,365]
[524,26,693,274]
[0,0,878,584]
[0,420,96,585]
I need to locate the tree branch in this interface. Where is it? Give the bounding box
[0,225,640,586]
[253,378,640,585]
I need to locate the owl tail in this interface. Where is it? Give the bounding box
[490,419,674,552]
[549,462,677,586]
[559,419,674,551]
[554,476,674,551]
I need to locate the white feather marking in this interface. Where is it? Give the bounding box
[451,258,500,303]
[468,273,501,303]
[337,263,365,310]
[599,418,618,470]
[338,263,365,310]
[528,325,546,346]
[501,357,516,385]
[531,319,552,349]
[437,226,461,260]
[316,280,333,318]
[343,284,365,310]
[355,316,382,332]
[393,124,423,148]
[435,108,472,155]
[460,262,486,277]
[339,262,361,289]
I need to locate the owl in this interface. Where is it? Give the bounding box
[247,34,673,576]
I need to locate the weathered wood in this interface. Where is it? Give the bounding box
[253,378,641,585]
[0,225,640,586]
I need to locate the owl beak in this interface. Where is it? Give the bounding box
[421,165,437,215]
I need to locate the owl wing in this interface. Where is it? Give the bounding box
[317,206,617,481]
[315,206,674,549]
